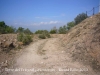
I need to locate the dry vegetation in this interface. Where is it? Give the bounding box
[61,13,100,72]
[0,13,100,75]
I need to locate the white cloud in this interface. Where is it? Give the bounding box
[32,21,60,26]
[49,21,59,24]
[35,13,66,19]
[40,22,48,24]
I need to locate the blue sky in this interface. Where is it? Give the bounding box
[0,0,99,32]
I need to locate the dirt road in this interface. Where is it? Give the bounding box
[6,38,97,75]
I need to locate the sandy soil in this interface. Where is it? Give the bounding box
[3,38,98,75]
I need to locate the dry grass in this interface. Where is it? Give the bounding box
[61,13,100,72]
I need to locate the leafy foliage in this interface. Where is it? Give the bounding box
[0,21,15,34]
[50,26,57,34]
[67,21,75,30]
[24,28,33,34]
[16,27,33,34]
[50,30,57,34]
[35,30,51,39]
[16,27,24,33]
[74,13,88,25]
[5,26,16,33]
[17,33,32,45]
[57,13,88,33]
[38,34,46,39]
[35,30,44,34]
[58,25,67,34]
[42,30,51,38]
[17,27,33,45]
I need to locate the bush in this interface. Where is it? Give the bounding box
[43,30,51,38]
[74,13,88,25]
[35,30,44,34]
[24,28,33,34]
[58,25,67,34]
[39,34,46,39]
[50,30,57,34]
[17,33,32,45]
[50,27,57,34]
[35,30,51,39]
[67,21,75,30]
[0,21,15,34]
[16,27,24,33]
[46,33,51,38]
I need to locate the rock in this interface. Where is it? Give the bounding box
[2,41,14,48]
[1,60,8,67]
[43,56,48,59]
[18,42,23,46]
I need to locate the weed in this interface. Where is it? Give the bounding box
[17,33,32,45]
[39,34,46,39]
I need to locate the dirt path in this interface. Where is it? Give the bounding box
[6,38,97,75]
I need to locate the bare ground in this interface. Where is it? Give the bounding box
[2,38,98,75]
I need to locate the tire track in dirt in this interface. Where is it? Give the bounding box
[5,38,97,75]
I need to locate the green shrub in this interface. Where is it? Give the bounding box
[45,33,51,38]
[67,21,75,30]
[43,30,51,38]
[17,33,23,42]
[50,29,57,34]
[35,30,44,34]
[36,30,51,39]
[58,25,67,34]
[74,13,88,25]
[17,33,32,45]
[0,21,16,34]
[39,34,46,39]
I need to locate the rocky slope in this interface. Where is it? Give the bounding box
[62,13,100,72]
[0,34,18,52]
[0,13,100,75]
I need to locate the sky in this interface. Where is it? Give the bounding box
[0,0,99,32]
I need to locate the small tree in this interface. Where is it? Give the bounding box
[50,30,56,34]
[35,30,44,34]
[24,28,32,34]
[42,30,51,38]
[0,21,6,34]
[17,33,32,45]
[5,26,16,33]
[39,34,46,39]
[74,13,88,25]
[16,27,24,33]
[50,26,57,34]
[36,30,51,39]
[58,25,67,34]
[67,21,75,30]
[0,21,15,34]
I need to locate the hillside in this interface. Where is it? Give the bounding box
[62,13,100,72]
[0,14,100,75]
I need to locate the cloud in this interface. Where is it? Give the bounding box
[49,21,59,24]
[32,21,60,26]
[35,13,66,19]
